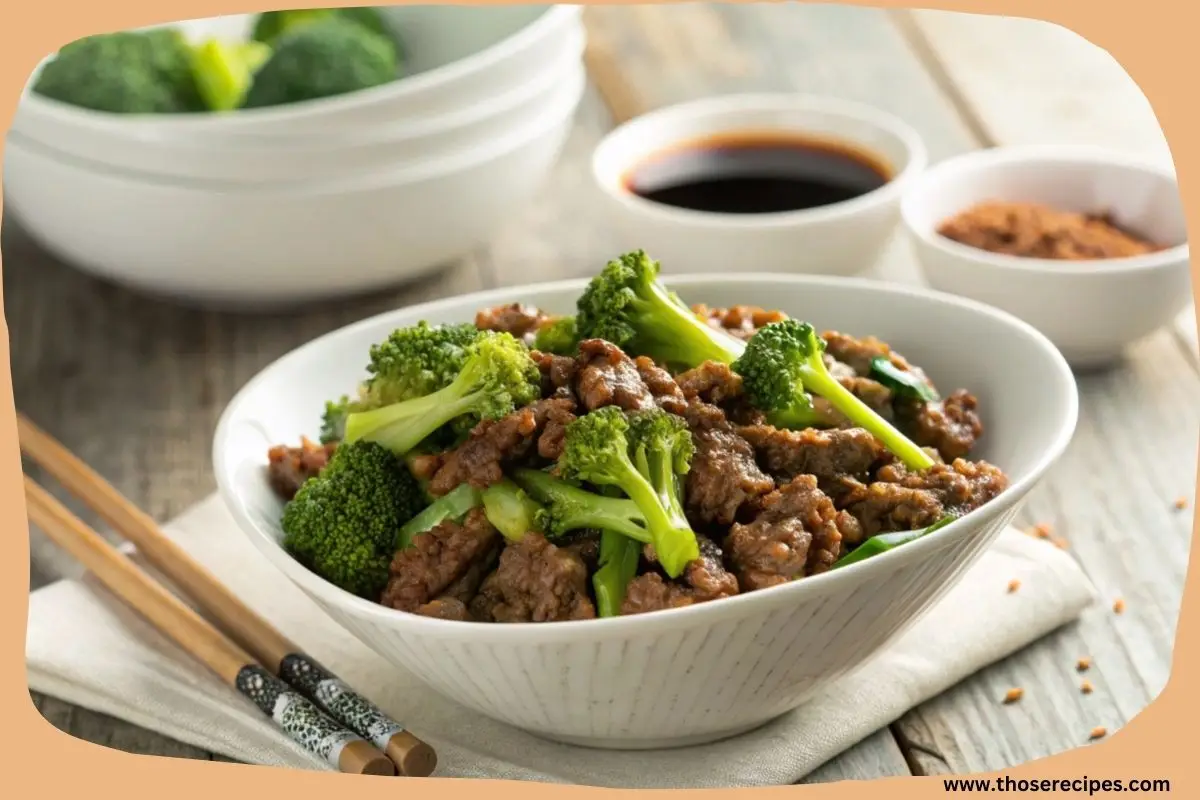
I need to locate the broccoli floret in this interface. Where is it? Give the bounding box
[575,250,746,370]
[188,38,271,111]
[363,321,484,408]
[531,316,580,355]
[252,7,395,49]
[319,395,352,444]
[33,29,206,114]
[511,468,650,542]
[512,467,649,618]
[281,439,426,599]
[733,320,936,471]
[318,322,484,446]
[241,18,398,109]
[594,531,642,618]
[396,483,482,549]
[343,331,540,458]
[481,478,545,542]
[557,406,699,577]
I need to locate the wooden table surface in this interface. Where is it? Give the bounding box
[12,4,1197,782]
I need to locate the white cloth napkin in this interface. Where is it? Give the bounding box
[26,494,1095,787]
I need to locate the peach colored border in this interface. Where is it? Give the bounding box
[2,1,1195,795]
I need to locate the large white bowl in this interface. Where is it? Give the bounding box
[11,31,585,183]
[901,145,1191,369]
[4,68,585,307]
[15,6,582,138]
[591,94,928,276]
[212,274,1078,749]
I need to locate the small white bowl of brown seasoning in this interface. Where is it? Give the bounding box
[590,93,928,277]
[900,145,1190,369]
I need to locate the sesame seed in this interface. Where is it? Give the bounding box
[1053,537,1069,550]
[1175,497,1189,511]
[1081,680,1094,694]
[1007,579,1021,594]
[1089,726,1107,741]
[1077,657,1091,672]
[1113,598,1126,615]
[1003,688,1024,704]
[1031,523,1053,539]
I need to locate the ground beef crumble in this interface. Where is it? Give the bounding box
[683,401,775,527]
[267,438,338,501]
[621,535,738,615]
[381,508,500,613]
[692,304,788,340]
[469,532,596,622]
[738,424,884,488]
[474,303,552,344]
[725,474,850,590]
[426,397,577,495]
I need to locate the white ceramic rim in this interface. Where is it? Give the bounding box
[33,28,585,152]
[900,143,1190,275]
[212,273,1079,644]
[22,6,582,130]
[590,93,929,230]
[6,65,586,196]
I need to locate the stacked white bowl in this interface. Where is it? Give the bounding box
[5,6,586,307]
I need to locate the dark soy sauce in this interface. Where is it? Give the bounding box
[624,132,893,215]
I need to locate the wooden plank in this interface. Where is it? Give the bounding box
[902,10,1173,164]
[890,10,1199,774]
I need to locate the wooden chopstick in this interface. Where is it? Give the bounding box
[17,414,436,777]
[24,476,394,776]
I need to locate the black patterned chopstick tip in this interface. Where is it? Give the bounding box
[235,665,394,775]
[280,653,437,776]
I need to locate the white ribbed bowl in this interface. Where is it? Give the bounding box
[3,68,584,308]
[213,275,1078,748]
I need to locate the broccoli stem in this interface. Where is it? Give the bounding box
[600,453,698,578]
[801,365,935,471]
[395,483,481,549]
[593,531,641,618]
[344,378,484,456]
[630,284,746,368]
[481,479,544,542]
[511,469,650,542]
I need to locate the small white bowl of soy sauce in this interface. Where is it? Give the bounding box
[591,93,927,275]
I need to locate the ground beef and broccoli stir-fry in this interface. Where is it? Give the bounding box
[267,250,1008,622]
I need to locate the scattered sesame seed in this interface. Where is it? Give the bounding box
[1081,680,1094,695]
[1003,688,1024,704]
[1032,523,1053,539]
[1077,657,1091,672]
[1089,726,1107,741]
[1175,497,1189,511]
[1113,598,1126,615]
[1007,579,1021,594]
[1052,537,1069,550]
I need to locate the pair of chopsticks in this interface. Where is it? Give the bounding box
[19,414,436,777]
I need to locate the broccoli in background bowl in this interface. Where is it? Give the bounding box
[30,7,406,115]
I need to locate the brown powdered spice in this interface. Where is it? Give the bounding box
[937,201,1162,260]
